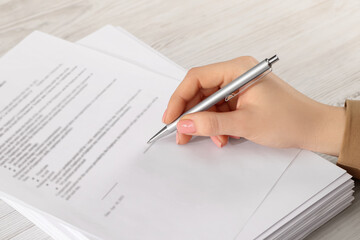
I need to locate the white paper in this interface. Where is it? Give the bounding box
[2,24,188,240]
[78,25,186,81]
[0,31,299,239]
[238,151,350,240]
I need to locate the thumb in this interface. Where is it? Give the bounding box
[177,111,241,137]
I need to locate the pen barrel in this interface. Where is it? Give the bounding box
[166,59,271,132]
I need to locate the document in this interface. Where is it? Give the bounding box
[79,25,186,81]
[237,150,351,239]
[0,31,299,239]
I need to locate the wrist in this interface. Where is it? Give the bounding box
[301,103,346,156]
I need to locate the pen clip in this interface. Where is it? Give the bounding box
[225,67,272,102]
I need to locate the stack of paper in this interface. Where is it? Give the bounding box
[0,25,354,240]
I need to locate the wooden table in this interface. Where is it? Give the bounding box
[0,0,359,239]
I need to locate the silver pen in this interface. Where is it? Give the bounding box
[147,55,279,144]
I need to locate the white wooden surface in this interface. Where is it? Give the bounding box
[0,0,360,239]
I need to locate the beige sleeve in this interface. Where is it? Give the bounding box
[337,100,360,179]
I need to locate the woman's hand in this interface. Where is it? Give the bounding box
[162,56,346,156]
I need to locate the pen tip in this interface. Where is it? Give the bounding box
[147,126,168,145]
[147,136,156,144]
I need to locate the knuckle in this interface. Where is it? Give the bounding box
[186,67,199,78]
[234,56,259,67]
[240,55,257,62]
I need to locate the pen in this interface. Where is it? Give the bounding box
[147,55,279,144]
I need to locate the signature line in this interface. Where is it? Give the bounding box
[101,182,118,200]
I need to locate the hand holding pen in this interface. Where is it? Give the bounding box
[156,56,346,156]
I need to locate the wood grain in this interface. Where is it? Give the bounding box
[0,0,359,239]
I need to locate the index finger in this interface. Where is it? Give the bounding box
[164,61,231,124]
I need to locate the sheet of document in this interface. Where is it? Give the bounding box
[2,25,188,240]
[0,31,299,239]
[237,151,350,239]
[79,25,186,81]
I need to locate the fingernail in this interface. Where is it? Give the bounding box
[162,109,167,123]
[176,131,180,144]
[211,136,223,148]
[177,119,196,134]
